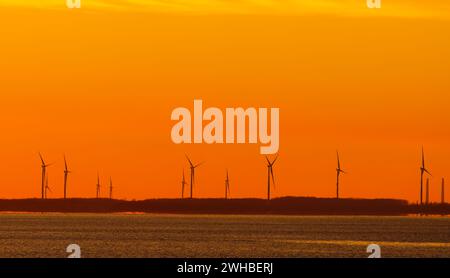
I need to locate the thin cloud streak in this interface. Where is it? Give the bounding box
[0,0,449,19]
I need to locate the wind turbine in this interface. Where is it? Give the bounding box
[109,177,113,199]
[265,155,278,200]
[225,169,230,199]
[181,170,187,199]
[420,147,431,205]
[442,178,445,204]
[96,173,101,199]
[39,153,52,199]
[63,155,71,199]
[336,151,346,199]
[186,155,203,199]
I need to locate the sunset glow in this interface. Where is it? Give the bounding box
[0,0,449,202]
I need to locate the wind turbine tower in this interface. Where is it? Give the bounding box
[39,153,51,199]
[426,178,430,205]
[45,175,52,199]
[63,156,71,199]
[96,173,101,199]
[186,155,203,199]
[265,155,278,201]
[109,177,113,199]
[225,169,230,199]
[420,147,431,205]
[181,170,187,199]
[336,151,346,199]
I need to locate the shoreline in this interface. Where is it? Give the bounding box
[0,197,448,216]
[0,212,449,218]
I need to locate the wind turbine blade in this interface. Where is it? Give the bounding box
[185,155,194,167]
[194,161,205,168]
[271,154,279,165]
[39,153,45,165]
[265,156,271,165]
[422,147,425,168]
[337,151,341,169]
[64,156,68,171]
[270,167,275,188]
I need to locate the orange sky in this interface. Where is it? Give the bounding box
[0,1,449,202]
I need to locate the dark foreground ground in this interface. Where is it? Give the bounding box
[0,197,448,215]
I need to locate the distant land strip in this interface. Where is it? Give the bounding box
[0,197,448,215]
